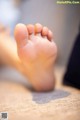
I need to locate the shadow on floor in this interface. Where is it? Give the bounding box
[32,89,70,104]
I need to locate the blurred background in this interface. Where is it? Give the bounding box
[0,0,80,83]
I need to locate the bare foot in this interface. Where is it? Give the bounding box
[14,23,57,91]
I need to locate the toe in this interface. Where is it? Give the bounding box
[35,23,42,34]
[41,27,48,38]
[14,23,28,48]
[47,30,53,41]
[27,24,34,35]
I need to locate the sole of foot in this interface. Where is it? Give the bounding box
[14,23,57,91]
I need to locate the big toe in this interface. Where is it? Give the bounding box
[14,23,28,48]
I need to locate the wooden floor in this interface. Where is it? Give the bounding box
[0,66,80,120]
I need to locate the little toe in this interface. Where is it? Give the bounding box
[47,30,53,41]
[14,23,28,48]
[41,27,48,38]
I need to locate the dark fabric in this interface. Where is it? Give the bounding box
[63,30,80,89]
